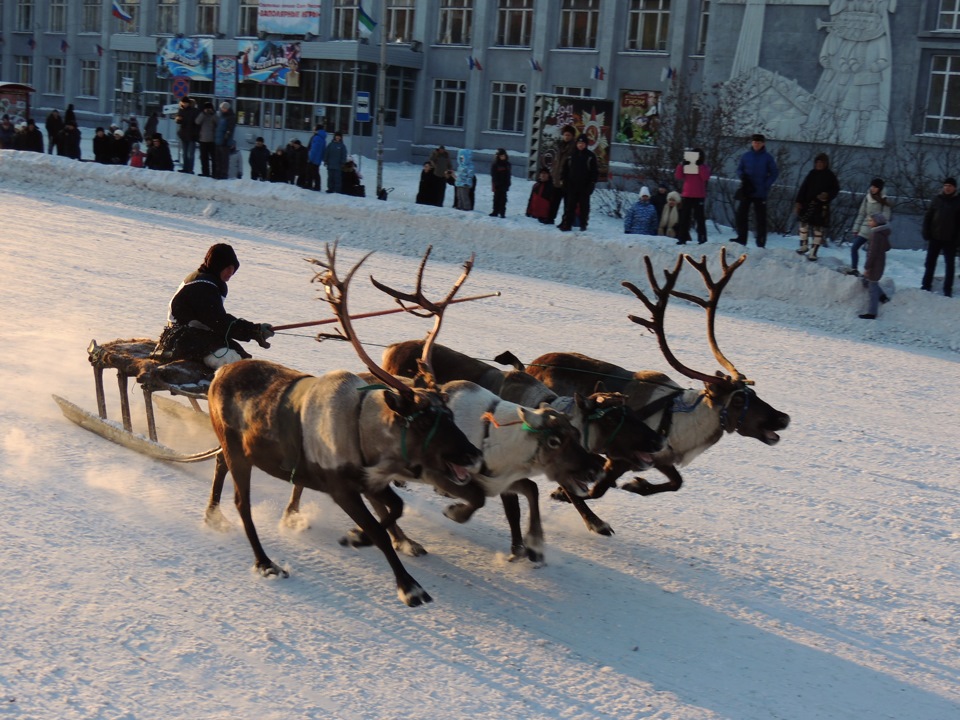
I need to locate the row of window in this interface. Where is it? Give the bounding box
[4,0,679,54]
[11,55,99,96]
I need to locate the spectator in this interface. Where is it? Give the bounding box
[429,145,451,206]
[145,133,174,171]
[651,182,669,221]
[415,160,450,206]
[454,148,476,211]
[624,186,659,236]
[858,213,892,319]
[658,191,682,239]
[0,115,14,149]
[45,109,64,154]
[921,177,959,298]
[559,134,598,232]
[847,178,891,276]
[675,148,711,245]
[195,102,217,177]
[124,116,143,145]
[175,96,200,174]
[268,146,287,183]
[324,132,348,193]
[111,130,131,164]
[731,133,779,247]
[489,148,512,218]
[55,121,82,160]
[526,167,555,224]
[226,140,243,180]
[306,124,327,191]
[794,152,841,261]
[93,127,113,164]
[341,158,364,196]
[129,142,145,168]
[19,118,44,153]
[549,124,577,224]
[249,137,270,181]
[64,103,77,128]
[213,102,236,180]
[143,111,159,143]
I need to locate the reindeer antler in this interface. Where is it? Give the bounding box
[307,241,414,397]
[622,254,724,387]
[369,245,475,386]
[669,247,748,381]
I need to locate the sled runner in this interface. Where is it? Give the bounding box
[52,338,222,463]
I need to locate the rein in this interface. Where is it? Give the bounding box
[356,383,443,465]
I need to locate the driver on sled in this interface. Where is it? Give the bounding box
[152,243,274,368]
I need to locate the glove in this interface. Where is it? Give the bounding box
[255,323,274,349]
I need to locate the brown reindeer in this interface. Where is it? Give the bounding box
[525,249,791,535]
[205,243,482,606]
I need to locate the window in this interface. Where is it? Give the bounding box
[50,0,68,33]
[82,0,102,33]
[939,0,960,30]
[385,67,416,125]
[197,0,219,35]
[332,0,359,40]
[696,0,709,55]
[158,0,179,35]
[438,0,472,45]
[16,0,33,32]
[554,85,591,97]
[47,57,65,94]
[560,0,599,49]
[925,55,960,135]
[81,60,100,96]
[627,0,670,52]
[386,0,414,42]
[15,56,33,86]
[490,81,526,133]
[431,79,466,127]
[115,0,140,33]
[239,0,259,36]
[496,0,533,47]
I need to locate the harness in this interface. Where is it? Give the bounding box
[718,385,753,432]
[479,399,558,474]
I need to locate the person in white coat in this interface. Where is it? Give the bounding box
[847,178,892,276]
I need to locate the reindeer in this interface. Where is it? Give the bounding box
[204,243,482,606]
[525,249,791,535]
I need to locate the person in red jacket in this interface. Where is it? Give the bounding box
[674,148,711,244]
[526,167,555,223]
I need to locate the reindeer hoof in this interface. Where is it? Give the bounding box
[398,582,432,607]
[590,521,615,536]
[281,510,310,531]
[256,561,289,578]
[621,478,657,496]
[395,538,428,557]
[549,487,572,503]
[443,503,473,524]
[204,506,232,532]
[339,528,373,547]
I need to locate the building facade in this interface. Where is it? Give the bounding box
[1,0,959,181]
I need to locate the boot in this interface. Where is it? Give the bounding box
[807,245,820,261]
[796,244,809,255]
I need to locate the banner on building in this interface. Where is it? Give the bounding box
[237,41,301,87]
[258,0,321,36]
[156,37,213,81]
[616,90,661,146]
[215,56,237,98]
[531,95,612,182]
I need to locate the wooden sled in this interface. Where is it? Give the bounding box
[52,338,221,463]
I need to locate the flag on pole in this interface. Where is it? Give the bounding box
[112,1,134,22]
[529,57,542,72]
[60,40,70,53]
[358,4,377,38]
[27,36,37,51]
[96,44,104,57]
[467,56,483,71]
[590,65,604,81]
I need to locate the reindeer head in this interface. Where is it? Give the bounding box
[520,405,605,498]
[623,248,790,445]
[573,390,666,468]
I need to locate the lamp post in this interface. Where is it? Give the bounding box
[375,20,386,198]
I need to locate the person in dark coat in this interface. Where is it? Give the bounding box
[549,124,577,224]
[248,137,270,181]
[341,158,364,196]
[416,160,452,206]
[194,103,217,177]
[526,167,555,223]
[651,182,669,220]
[111,130,131,164]
[858,213,892,319]
[143,111,159,143]
[93,127,113,164]
[152,243,274,369]
[559,134,599,231]
[489,148,512,218]
[794,152,841,260]
[0,115,15,149]
[64,103,77,127]
[213,102,236,179]
[145,133,174,171]
[284,139,308,186]
[45,110,64,154]
[921,177,960,298]
[19,119,45,153]
[323,132,348,193]
[268,146,287,183]
[175,96,200,174]
[124,116,143,145]
[732,133,779,247]
[428,145,451,206]
[55,122,82,160]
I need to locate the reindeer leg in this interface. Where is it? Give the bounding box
[343,489,427,557]
[431,476,486,524]
[224,449,287,578]
[621,464,683,495]
[333,489,431,607]
[563,489,614,536]
[500,493,525,560]
[506,479,544,564]
[281,484,310,530]
[204,452,233,532]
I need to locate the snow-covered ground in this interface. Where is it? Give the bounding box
[1,150,958,720]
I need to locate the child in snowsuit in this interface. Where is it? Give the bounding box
[624,187,659,235]
[658,191,682,238]
[526,168,555,223]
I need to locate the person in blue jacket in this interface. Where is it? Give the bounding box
[306,123,327,191]
[731,133,779,247]
[624,186,659,236]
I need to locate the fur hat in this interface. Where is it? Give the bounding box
[870,212,888,226]
[561,124,576,137]
[667,191,682,204]
[944,177,957,187]
[751,133,766,143]
[200,243,240,275]
[114,130,124,138]
[639,186,651,198]
[870,178,885,191]
[576,133,589,144]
